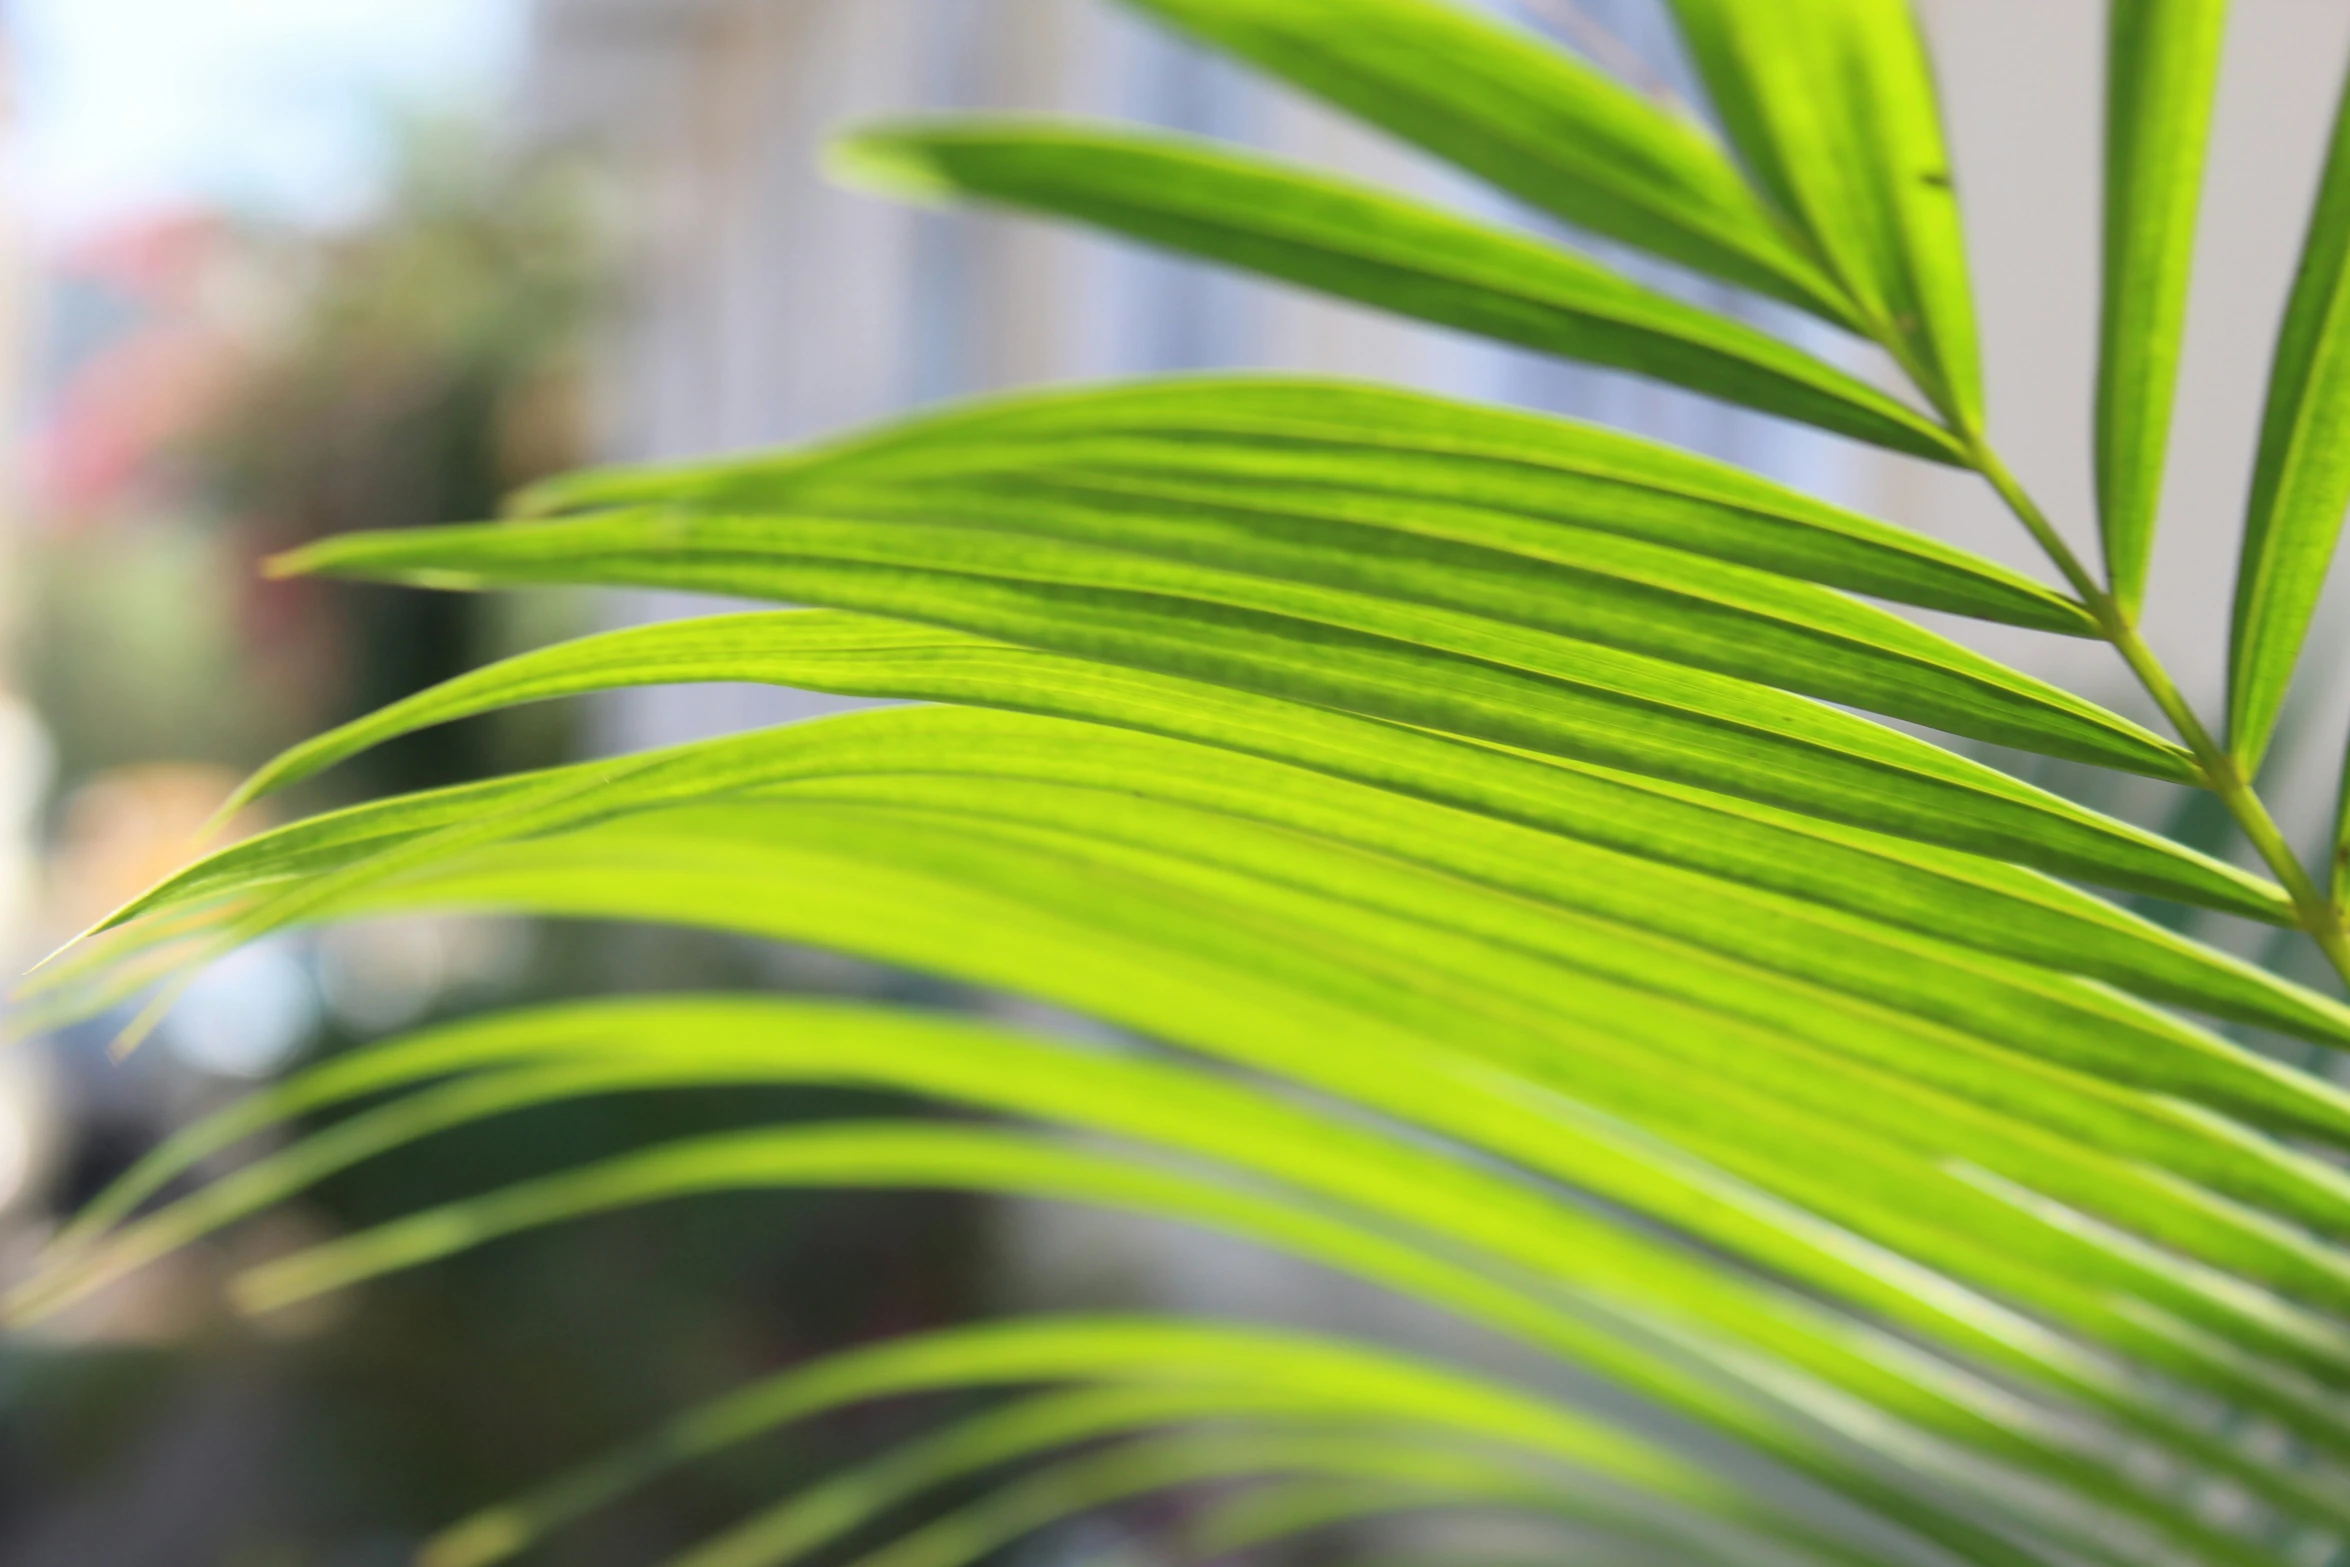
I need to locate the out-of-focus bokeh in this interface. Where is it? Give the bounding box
[2,2,2349,1563]
[0,6,982,1560]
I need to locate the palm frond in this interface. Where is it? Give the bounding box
[2097,0,2229,612]
[2231,54,2350,772]
[17,3,2350,1566]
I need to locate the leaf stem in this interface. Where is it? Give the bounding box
[1968,444,2104,606]
[1968,442,2350,980]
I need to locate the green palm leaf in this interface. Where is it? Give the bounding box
[831,124,1964,460]
[521,379,2085,628]
[407,1315,1739,1567]
[48,700,2350,1138]
[32,996,2350,1497]
[1113,0,1863,323]
[2097,0,2230,613]
[1662,0,1984,430]
[2229,57,2350,772]
[273,529,2252,906]
[110,620,2340,1064]
[23,4,2350,1566]
[31,1004,2336,1560]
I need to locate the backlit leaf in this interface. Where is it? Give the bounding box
[1116,0,1863,323]
[2228,60,2350,771]
[831,123,1965,461]
[1665,0,1984,431]
[2097,0,2230,612]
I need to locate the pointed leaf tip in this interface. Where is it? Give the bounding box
[826,126,961,205]
[1665,0,1985,432]
[2097,0,2230,614]
[1117,0,1866,327]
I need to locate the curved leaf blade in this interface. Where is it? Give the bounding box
[347,807,2350,1329]
[43,993,2350,1495]
[143,616,2345,1093]
[1114,0,1863,324]
[780,1431,1758,1567]
[626,1393,1662,1567]
[273,530,2263,915]
[409,1316,1757,1567]
[830,121,1966,462]
[448,505,2168,778]
[2097,0,2230,613]
[69,782,2350,1408]
[528,379,2090,633]
[72,699,2350,1178]
[2228,60,2350,771]
[210,1115,2315,1567]
[506,392,2156,773]
[1665,0,1983,430]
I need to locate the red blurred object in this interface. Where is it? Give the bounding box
[30,212,261,522]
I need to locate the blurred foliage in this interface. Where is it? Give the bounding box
[198,118,607,802]
[21,119,605,807]
[5,124,986,1565]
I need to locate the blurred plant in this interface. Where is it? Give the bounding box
[22,120,603,806]
[18,4,2350,1567]
[197,117,607,801]
[9,120,987,1564]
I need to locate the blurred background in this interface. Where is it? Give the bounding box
[0,1,2347,1563]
